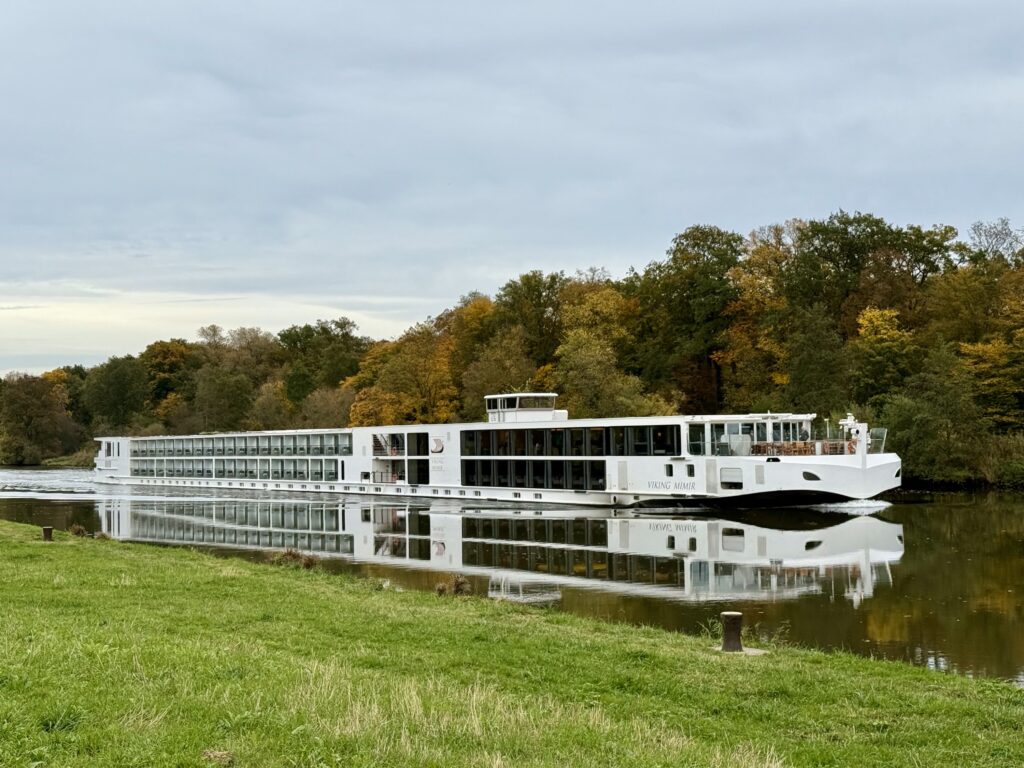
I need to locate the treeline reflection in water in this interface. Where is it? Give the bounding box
[2,477,1022,686]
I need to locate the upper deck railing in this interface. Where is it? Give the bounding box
[696,427,887,458]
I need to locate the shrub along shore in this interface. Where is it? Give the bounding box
[1,520,1021,767]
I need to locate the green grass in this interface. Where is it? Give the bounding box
[0,520,1021,767]
[40,446,96,468]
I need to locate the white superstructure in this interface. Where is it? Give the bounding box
[94,393,901,508]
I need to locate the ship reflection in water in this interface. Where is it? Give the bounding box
[99,498,902,609]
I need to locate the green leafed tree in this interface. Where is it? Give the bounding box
[278,318,370,392]
[492,271,568,366]
[623,225,743,411]
[882,344,991,482]
[554,330,672,419]
[782,304,850,417]
[82,356,150,430]
[193,366,254,431]
[784,211,957,339]
[553,283,672,418]
[461,325,537,420]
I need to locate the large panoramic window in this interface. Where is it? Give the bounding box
[459,425,682,460]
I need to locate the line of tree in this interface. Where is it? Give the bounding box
[2,211,1022,485]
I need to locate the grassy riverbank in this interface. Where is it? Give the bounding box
[39,446,95,468]
[1,521,1021,767]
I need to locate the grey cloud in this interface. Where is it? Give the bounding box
[0,0,1021,371]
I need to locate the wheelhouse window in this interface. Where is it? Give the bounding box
[652,425,678,455]
[629,426,650,455]
[688,424,705,455]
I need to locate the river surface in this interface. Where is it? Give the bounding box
[2,467,1022,686]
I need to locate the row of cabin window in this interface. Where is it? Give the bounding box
[134,519,351,553]
[131,434,352,457]
[144,502,342,530]
[464,516,608,547]
[460,425,680,458]
[462,459,607,491]
[129,459,343,481]
[463,543,687,586]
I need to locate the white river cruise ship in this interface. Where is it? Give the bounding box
[94,393,902,508]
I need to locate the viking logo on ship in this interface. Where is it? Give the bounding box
[430,437,444,454]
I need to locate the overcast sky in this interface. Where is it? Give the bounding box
[2,1,1021,374]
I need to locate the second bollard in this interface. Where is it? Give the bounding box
[42,526,54,542]
[721,611,743,652]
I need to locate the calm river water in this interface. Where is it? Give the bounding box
[2,468,1022,686]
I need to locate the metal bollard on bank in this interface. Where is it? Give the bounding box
[720,611,743,652]
[42,526,54,542]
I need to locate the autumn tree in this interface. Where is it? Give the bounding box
[298,386,355,428]
[246,381,294,430]
[960,331,1024,430]
[139,339,203,407]
[442,293,496,378]
[347,323,458,426]
[0,373,85,464]
[848,307,917,407]
[715,223,795,411]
